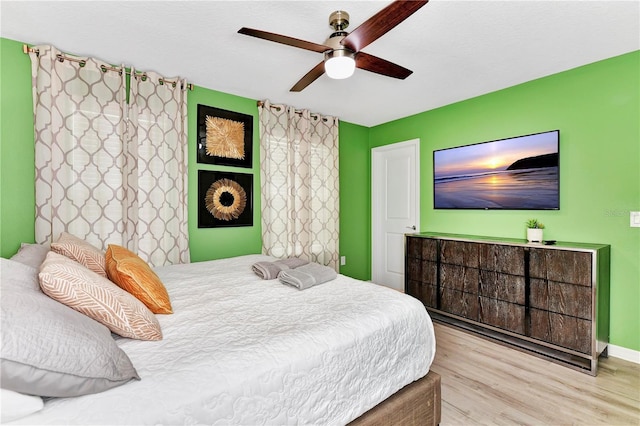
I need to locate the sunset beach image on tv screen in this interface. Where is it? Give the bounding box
[433,130,559,210]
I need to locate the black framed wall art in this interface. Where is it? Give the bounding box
[198,170,253,228]
[197,104,253,168]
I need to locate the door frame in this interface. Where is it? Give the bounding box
[371,138,420,287]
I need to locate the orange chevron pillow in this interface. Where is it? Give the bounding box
[39,251,162,341]
[105,245,173,314]
[51,232,107,277]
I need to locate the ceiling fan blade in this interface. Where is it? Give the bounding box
[355,52,412,79]
[341,0,428,53]
[238,27,330,53]
[290,62,326,92]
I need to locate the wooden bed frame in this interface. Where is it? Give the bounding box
[349,371,441,426]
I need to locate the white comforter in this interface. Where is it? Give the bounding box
[14,255,435,425]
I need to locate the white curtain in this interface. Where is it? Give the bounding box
[29,45,127,249]
[126,69,190,266]
[258,100,340,270]
[29,45,189,266]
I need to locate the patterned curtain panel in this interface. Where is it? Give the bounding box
[258,100,340,270]
[29,46,190,266]
[29,45,127,250]
[127,70,190,266]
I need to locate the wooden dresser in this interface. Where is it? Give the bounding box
[405,232,610,375]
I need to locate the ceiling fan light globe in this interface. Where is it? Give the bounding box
[325,55,356,79]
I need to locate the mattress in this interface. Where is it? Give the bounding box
[13,254,436,425]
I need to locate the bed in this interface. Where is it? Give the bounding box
[2,248,440,425]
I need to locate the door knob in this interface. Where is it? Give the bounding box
[406,225,416,230]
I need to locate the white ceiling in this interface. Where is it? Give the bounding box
[2,1,638,127]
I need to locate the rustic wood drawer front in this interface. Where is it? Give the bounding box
[440,264,478,294]
[476,244,526,335]
[408,237,438,261]
[405,233,610,375]
[407,237,421,260]
[440,240,479,268]
[406,237,438,309]
[421,238,438,262]
[407,259,438,308]
[530,308,592,353]
[479,297,526,335]
[478,271,526,334]
[440,288,479,320]
[528,248,594,353]
[438,240,480,320]
[529,248,592,286]
[440,267,480,318]
[406,257,422,282]
[479,270,525,305]
[407,279,438,308]
[479,244,525,276]
[530,278,592,320]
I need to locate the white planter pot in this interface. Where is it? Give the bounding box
[527,228,544,243]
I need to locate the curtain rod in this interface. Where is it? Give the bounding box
[256,100,331,122]
[23,44,194,91]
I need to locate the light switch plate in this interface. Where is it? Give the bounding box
[631,211,640,228]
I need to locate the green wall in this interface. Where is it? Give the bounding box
[186,86,263,262]
[0,38,36,252]
[338,121,371,279]
[369,51,640,352]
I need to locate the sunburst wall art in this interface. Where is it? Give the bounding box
[197,104,253,168]
[198,170,253,228]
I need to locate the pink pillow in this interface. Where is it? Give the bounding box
[51,232,107,277]
[39,252,162,341]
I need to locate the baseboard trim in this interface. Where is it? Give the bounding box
[608,344,640,364]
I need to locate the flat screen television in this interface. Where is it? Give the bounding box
[433,130,559,210]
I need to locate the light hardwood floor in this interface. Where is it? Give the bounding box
[430,322,640,425]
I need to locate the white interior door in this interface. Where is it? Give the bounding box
[372,139,420,291]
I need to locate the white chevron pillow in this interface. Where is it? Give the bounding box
[51,232,107,277]
[39,252,162,341]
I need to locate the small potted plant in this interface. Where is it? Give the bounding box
[525,219,545,243]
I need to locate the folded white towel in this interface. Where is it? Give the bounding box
[278,262,337,290]
[276,257,309,269]
[251,257,309,280]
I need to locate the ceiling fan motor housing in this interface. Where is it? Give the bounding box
[329,10,349,31]
[324,11,354,60]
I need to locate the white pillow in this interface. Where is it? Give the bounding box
[0,388,44,422]
[10,243,50,269]
[1,258,140,397]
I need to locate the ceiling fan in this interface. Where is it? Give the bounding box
[238,0,428,92]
